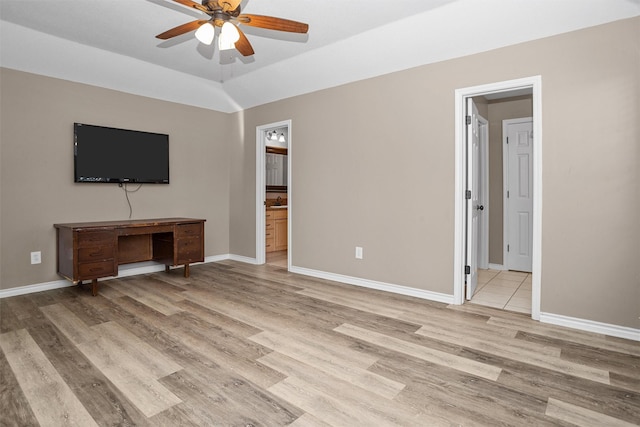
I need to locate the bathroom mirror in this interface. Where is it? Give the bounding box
[266,146,287,192]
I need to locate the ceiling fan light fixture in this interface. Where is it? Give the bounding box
[195,22,215,45]
[218,22,240,50]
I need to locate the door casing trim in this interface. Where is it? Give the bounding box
[454,76,542,320]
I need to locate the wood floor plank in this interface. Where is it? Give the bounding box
[2,261,638,426]
[162,311,283,389]
[0,345,39,426]
[487,316,640,357]
[372,356,559,427]
[415,323,611,384]
[496,365,640,423]
[398,307,519,339]
[0,329,99,426]
[546,397,639,427]
[108,276,185,316]
[262,352,451,426]
[250,330,405,399]
[288,412,333,427]
[40,303,95,345]
[72,320,183,418]
[77,336,182,418]
[296,287,406,318]
[518,330,640,387]
[90,321,184,378]
[335,323,503,381]
[158,368,301,426]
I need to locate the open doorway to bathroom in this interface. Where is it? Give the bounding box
[255,120,291,269]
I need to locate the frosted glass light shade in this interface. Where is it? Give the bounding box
[195,23,215,45]
[218,22,240,50]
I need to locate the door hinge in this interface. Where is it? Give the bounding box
[507,244,510,252]
[465,115,471,125]
[506,137,509,144]
[465,265,471,275]
[507,190,509,198]
[465,190,471,200]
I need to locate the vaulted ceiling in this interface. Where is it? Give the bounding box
[1,0,638,113]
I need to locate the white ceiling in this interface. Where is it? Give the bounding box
[1,0,639,113]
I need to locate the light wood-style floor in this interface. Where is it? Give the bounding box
[1,261,639,426]
[266,250,288,268]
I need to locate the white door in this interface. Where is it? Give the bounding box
[505,118,533,272]
[465,98,480,299]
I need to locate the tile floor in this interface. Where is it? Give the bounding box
[470,269,532,314]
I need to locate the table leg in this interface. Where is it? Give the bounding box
[184,264,190,278]
[91,279,99,296]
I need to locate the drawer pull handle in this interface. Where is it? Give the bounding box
[90,267,103,272]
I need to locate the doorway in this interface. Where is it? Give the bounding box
[454,76,542,320]
[255,120,292,268]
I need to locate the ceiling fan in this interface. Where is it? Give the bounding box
[156,0,309,56]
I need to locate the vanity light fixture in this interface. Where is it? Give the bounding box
[266,130,286,143]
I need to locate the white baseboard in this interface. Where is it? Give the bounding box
[540,312,640,342]
[0,255,232,299]
[488,263,507,271]
[289,265,455,305]
[227,254,260,264]
[0,279,75,298]
[4,257,638,343]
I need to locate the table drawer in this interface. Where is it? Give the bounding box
[77,231,115,247]
[176,223,202,238]
[176,237,203,263]
[78,245,115,262]
[78,260,116,279]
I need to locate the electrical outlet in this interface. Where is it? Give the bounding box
[30,251,41,265]
[355,246,363,259]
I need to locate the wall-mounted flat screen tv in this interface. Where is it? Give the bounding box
[74,123,169,184]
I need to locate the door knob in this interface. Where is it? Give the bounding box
[476,205,484,211]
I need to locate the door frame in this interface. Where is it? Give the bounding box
[454,76,542,320]
[255,119,292,267]
[502,117,533,272]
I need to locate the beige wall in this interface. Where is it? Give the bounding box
[232,17,639,328]
[0,69,231,290]
[2,17,638,330]
[486,96,533,265]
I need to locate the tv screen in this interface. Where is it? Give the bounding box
[74,123,169,184]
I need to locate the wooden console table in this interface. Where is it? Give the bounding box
[54,218,205,296]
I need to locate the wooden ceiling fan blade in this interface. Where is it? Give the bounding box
[156,20,208,39]
[237,14,309,33]
[170,0,210,13]
[234,25,255,56]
